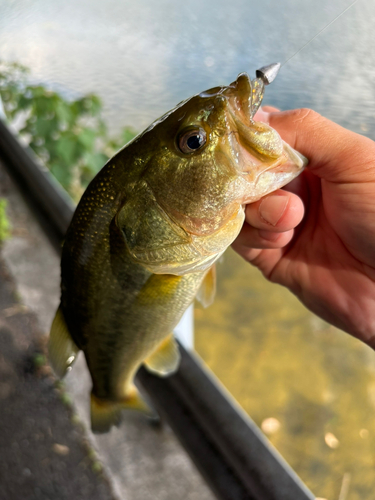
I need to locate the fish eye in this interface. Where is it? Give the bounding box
[177,127,207,154]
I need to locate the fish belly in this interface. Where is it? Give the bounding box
[86,270,205,433]
[86,270,206,401]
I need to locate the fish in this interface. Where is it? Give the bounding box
[48,72,307,433]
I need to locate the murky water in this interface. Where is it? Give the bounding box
[196,249,375,499]
[1,1,375,497]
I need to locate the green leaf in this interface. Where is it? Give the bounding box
[55,135,77,166]
[55,100,74,126]
[0,59,138,199]
[16,95,32,111]
[83,151,108,172]
[50,162,72,190]
[34,117,54,138]
[77,128,97,149]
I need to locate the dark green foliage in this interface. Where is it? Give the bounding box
[0,61,137,201]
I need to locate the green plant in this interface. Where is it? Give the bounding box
[33,353,47,368]
[0,61,137,201]
[0,198,11,243]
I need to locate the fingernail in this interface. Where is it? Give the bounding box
[259,195,288,226]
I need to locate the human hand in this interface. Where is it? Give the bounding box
[232,107,375,347]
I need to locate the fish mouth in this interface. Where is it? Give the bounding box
[224,73,254,123]
[223,73,307,202]
[239,143,306,203]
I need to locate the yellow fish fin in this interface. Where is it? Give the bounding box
[196,265,216,308]
[144,333,180,377]
[90,387,153,434]
[48,306,79,378]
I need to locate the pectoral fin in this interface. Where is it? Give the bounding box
[196,265,216,308]
[48,306,79,378]
[90,387,154,434]
[144,334,180,376]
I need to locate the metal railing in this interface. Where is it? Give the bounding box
[0,117,316,500]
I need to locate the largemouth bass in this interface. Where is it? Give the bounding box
[48,72,307,433]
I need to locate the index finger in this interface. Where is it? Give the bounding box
[266,109,375,183]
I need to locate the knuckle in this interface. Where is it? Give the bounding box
[292,108,321,126]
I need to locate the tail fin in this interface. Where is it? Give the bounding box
[90,387,154,434]
[48,306,79,378]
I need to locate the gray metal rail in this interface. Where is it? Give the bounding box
[0,117,316,500]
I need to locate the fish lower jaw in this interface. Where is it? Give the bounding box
[241,145,307,203]
[241,169,300,204]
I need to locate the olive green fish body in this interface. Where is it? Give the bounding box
[60,156,206,399]
[49,72,307,433]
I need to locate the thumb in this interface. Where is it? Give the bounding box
[266,108,375,183]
